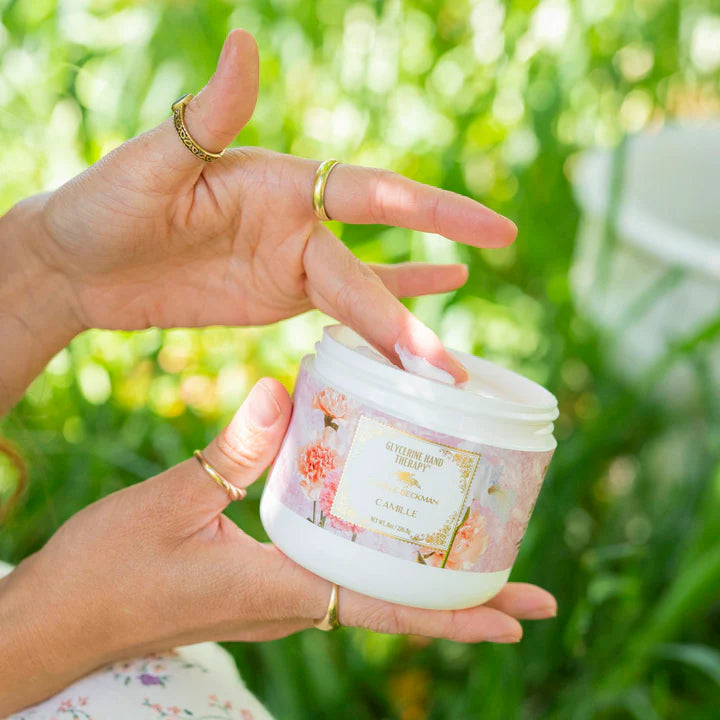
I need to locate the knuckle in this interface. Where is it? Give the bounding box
[357,602,406,635]
[230,145,260,165]
[441,610,458,640]
[333,261,382,318]
[332,273,361,318]
[216,422,265,471]
[188,99,227,141]
[428,191,442,234]
[368,168,395,223]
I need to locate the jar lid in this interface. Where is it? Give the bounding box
[312,325,558,451]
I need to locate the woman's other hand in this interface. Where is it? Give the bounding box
[0,379,554,714]
[33,29,515,382]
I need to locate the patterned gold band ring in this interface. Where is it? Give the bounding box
[312,159,341,221]
[193,449,246,502]
[171,93,226,163]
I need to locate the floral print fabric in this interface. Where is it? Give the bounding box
[0,563,274,720]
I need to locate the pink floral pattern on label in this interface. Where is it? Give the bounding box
[265,359,554,573]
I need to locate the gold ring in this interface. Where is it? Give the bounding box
[312,159,341,221]
[193,449,246,501]
[313,582,341,631]
[171,94,226,163]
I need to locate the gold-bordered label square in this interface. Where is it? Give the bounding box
[330,415,480,551]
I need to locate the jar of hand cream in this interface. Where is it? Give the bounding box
[260,325,558,610]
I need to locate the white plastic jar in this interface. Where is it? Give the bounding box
[260,325,558,610]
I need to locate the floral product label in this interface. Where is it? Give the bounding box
[265,359,554,573]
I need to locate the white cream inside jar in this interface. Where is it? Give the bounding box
[260,325,558,610]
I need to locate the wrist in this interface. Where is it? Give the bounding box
[0,195,85,413]
[1,194,84,330]
[0,555,104,715]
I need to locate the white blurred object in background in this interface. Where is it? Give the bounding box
[571,123,720,409]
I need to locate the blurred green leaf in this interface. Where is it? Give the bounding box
[656,643,720,686]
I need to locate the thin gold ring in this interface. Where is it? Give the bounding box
[171,93,226,163]
[193,449,246,501]
[313,582,341,631]
[312,159,341,221]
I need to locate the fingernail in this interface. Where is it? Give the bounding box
[524,604,557,620]
[397,318,468,384]
[447,353,468,382]
[504,217,518,240]
[545,602,558,618]
[488,633,522,643]
[217,32,237,72]
[248,381,282,428]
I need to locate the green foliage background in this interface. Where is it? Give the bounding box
[1,0,719,717]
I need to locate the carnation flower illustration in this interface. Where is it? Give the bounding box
[297,427,338,521]
[319,475,364,540]
[312,387,353,429]
[420,507,489,570]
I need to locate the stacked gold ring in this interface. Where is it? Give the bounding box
[312,159,341,221]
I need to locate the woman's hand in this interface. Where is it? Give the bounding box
[33,29,515,383]
[0,379,555,714]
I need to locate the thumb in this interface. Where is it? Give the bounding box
[134,29,259,177]
[173,378,292,520]
[179,29,259,159]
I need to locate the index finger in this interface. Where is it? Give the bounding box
[320,162,517,248]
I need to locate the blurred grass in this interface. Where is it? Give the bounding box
[1,1,720,718]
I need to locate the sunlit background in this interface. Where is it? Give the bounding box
[2,0,720,718]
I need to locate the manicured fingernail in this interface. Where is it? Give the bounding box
[394,343,454,385]
[393,342,468,386]
[524,604,557,620]
[488,633,522,643]
[248,381,282,428]
[396,318,468,384]
[217,32,238,73]
[446,353,469,383]
[504,217,518,240]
